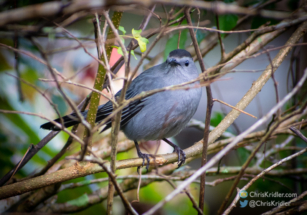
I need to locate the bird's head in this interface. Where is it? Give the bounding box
[166,49,199,78]
[166,49,193,68]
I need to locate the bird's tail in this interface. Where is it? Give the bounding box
[40,110,88,131]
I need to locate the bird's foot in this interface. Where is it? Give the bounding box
[136,152,155,173]
[173,146,186,168]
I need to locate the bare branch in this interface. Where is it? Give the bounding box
[213,99,257,119]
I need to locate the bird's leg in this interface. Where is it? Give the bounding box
[163,138,186,168]
[134,141,153,172]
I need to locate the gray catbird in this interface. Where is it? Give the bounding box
[41,49,202,170]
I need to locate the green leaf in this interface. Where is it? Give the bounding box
[210,112,224,127]
[112,46,123,56]
[237,147,250,165]
[48,32,55,42]
[131,28,149,52]
[136,37,149,52]
[131,50,137,60]
[221,168,229,173]
[163,30,188,60]
[118,26,126,35]
[251,17,279,29]
[42,27,55,41]
[218,14,238,38]
[66,194,89,207]
[42,27,53,33]
[117,47,123,56]
[132,28,142,37]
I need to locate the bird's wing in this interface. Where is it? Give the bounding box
[97,87,145,132]
[97,64,167,131]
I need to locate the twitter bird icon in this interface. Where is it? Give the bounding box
[240,200,248,208]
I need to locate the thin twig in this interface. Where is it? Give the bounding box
[215,14,226,62]
[213,99,257,119]
[131,170,142,203]
[8,144,33,182]
[264,47,281,118]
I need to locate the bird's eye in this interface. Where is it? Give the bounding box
[185,60,189,66]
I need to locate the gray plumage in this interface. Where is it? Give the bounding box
[41,49,202,169]
[122,52,201,141]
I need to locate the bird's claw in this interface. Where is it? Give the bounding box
[136,152,154,173]
[173,146,186,168]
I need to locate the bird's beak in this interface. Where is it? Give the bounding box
[168,58,180,66]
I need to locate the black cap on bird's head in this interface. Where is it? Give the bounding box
[169,49,192,59]
[167,49,193,67]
